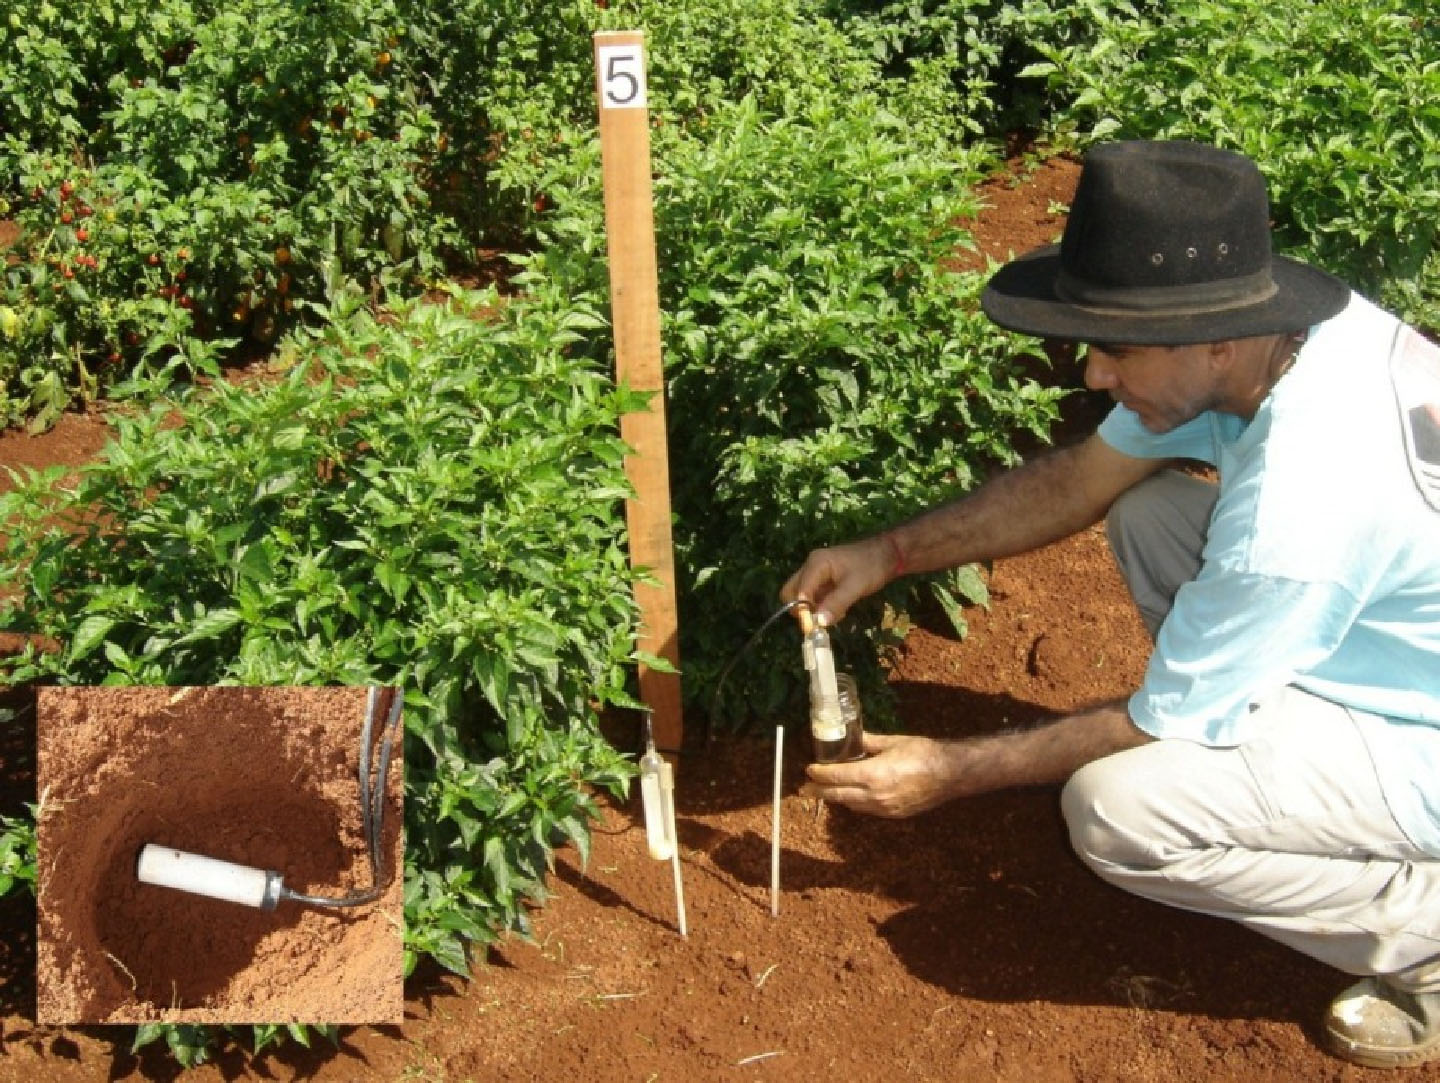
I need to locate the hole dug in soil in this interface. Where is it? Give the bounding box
[35,685,404,1025]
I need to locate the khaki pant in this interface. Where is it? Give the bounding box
[1061,470,1440,990]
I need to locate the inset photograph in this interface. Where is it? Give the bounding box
[35,685,404,1025]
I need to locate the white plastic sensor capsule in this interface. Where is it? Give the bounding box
[136,843,285,910]
[639,745,676,861]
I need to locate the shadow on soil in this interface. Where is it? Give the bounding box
[79,1025,390,1083]
[681,679,1343,1034]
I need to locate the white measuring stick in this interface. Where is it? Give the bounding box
[770,725,783,917]
[669,842,688,938]
[660,759,687,936]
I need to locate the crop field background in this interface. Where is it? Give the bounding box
[0,0,1436,1071]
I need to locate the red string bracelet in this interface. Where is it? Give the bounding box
[883,532,906,579]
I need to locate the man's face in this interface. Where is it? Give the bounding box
[1080,341,1221,433]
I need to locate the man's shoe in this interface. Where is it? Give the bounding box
[1325,977,1440,1069]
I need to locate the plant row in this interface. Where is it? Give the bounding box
[3,0,1436,432]
[1,274,642,1057]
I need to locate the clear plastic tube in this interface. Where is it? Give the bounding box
[803,623,845,745]
[797,605,860,762]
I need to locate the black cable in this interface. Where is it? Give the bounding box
[369,689,404,870]
[279,686,402,909]
[706,598,808,746]
[358,685,377,867]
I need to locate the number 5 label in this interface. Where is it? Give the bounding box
[598,44,647,110]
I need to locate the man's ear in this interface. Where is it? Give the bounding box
[1209,339,1237,368]
[1205,337,1244,378]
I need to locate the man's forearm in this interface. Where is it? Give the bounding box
[801,699,1153,818]
[935,700,1152,798]
[884,434,1166,579]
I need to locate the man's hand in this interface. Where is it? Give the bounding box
[780,535,894,627]
[800,732,963,818]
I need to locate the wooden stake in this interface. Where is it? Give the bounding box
[594,30,684,752]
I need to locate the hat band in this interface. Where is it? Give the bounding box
[1055,266,1278,318]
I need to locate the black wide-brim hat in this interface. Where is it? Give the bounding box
[980,141,1350,345]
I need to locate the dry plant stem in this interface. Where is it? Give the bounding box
[104,951,138,992]
[736,1051,784,1066]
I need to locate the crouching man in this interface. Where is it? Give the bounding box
[784,140,1440,1068]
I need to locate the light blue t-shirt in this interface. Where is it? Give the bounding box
[1098,293,1440,857]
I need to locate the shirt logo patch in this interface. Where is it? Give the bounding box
[1392,325,1440,511]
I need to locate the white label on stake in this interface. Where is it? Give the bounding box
[598,44,647,110]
